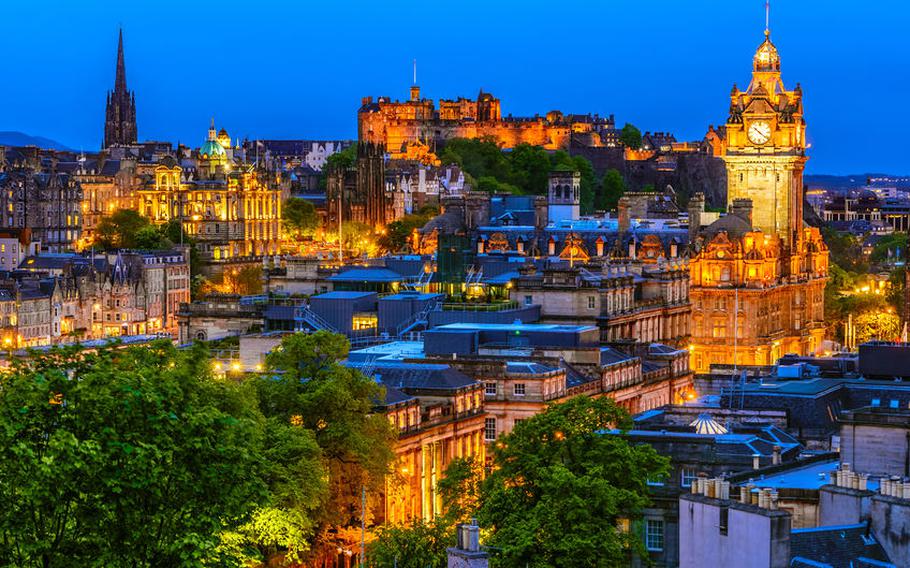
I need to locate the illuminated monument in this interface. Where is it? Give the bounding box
[688,14,829,372]
[103,29,137,149]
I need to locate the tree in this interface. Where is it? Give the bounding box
[369,520,452,568]
[477,396,668,567]
[619,123,642,150]
[94,209,171,250]
[380,213,433,253]
[259,332,395,534]
[600,169,625,211]
[340,221,379,257]
[220,265,263,296]
[437,456,484,523]
[324,146,356,172]
[0,342,271,566]
[283,197,320,240]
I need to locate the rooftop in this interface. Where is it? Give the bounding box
[434,322,598,333]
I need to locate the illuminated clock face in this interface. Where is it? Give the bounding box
[748,121,772,145]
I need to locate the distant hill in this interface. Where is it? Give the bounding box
[0,131,72,151]
[805,173,910,192]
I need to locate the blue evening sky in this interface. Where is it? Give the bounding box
[2,0,907,175]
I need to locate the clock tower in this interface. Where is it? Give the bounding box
[722,27,806,248]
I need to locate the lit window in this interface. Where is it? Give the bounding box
[485,382,497,396]
[645,519,664,552]
[513,383,526,396]
[484,417,497,441]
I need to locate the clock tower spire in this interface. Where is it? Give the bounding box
[720,17,806,248]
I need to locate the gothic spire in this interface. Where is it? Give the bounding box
[115,28,127,94]
[103,28,138,148]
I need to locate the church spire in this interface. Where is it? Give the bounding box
[115,27,127,94]
[103,28,138,148]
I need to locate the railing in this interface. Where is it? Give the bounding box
[441,300,519,312]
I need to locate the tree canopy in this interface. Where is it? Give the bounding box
[94,209,174,250]
[599,169,626,211]
[619,123,643,150]
[437,138,598,212]
[259,332,395,534]
[0,342,269,566]
[282,197,320,240]
[477,396,668,567]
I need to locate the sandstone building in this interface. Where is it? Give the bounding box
[358,85,616,160]
[687,27,828,372]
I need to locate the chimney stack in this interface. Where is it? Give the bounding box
[772,445,781,465]
[448,519,489,568]
[688,192,705,243]
[618,196,631,233]
[731,198,754,226]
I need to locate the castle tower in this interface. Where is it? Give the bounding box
[547,169,580,224]
[103,29,138,149]
[721,24,806,248]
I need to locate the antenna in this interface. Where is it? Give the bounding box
[765,0,770,34]
[413,59,417,85]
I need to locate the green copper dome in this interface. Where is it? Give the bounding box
[199,139,226,160]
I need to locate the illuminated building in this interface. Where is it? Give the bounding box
[0,147,82,252]
[687,24,829,372]
[358,85,617,160]
[102,29,138,149]
[138,122,282,261]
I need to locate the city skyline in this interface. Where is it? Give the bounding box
[2,0,908,175]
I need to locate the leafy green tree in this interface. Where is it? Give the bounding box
[259,332,395,533]
[822,227,867,272]
[95,209,171,250]
[324,146,357,172]
[477,396,668,567]
[369,520,452,568]
[283,197,321,240]
[380,213,433,253]
[508,143,553,194]
[437,456,484,524]
[0,342,269,567]
[600,169,625,211]
[476,175,522,195]
[619,123,642,149]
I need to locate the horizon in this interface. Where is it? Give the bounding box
[2,0,908,175]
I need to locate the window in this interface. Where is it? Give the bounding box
[646,477,665,487]
[872,398,881,407]
[524,295,533,306]
[680,467,697,488]
[513,383,526,396]
[645,519,664,551]
[719,506,729,536]
[485,382,497,396]
[484,418,497,441]
[587,296,596,309]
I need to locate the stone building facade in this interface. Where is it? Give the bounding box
[138,123,282,262]
[687,27,828,372]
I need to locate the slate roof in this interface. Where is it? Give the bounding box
[790,523,894,568]
[349,362,478,392]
